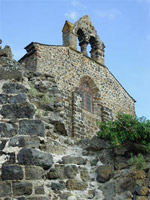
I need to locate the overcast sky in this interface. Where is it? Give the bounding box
[0,0,150,119]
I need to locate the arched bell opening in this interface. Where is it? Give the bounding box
[77,28,88,55]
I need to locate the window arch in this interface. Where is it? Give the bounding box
[79,76,99,113]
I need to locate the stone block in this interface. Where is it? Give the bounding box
[0,94,8,104]
[12,182,32,196]
[96,165,114,183]
[9,94,27,104]
[55,121,67,135]
[0,122,18,137]
[86,136,111,151]
[51,182,66,190]
[0,183,11,197]
[47,164,78,179]
[66,179,88,190]
[47,167,59,179]
[25,166,45,180]
[19,120,45,136]
[2,82,27,94]
[45,139,66,155]
[64,165,78,179]
[1,165,23,180]
[17,148,53,170]
[61,155,86,165]
[9,135,40,148]
[0,103,35,119]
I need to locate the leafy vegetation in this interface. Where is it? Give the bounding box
[97,113,150,152]
[128,153,146,170]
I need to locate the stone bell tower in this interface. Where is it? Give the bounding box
[62,15,105,65]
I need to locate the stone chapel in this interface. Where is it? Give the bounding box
[20,15,135,137]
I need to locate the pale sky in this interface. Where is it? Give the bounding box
[0,0,150,118]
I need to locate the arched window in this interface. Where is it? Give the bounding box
[79,76,99,113]
[79,82,93,112]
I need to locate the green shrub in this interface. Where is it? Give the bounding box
[128,154,146,170]
[97,113,150,152]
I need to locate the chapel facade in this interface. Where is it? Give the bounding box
[20,15,135,138]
